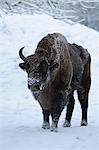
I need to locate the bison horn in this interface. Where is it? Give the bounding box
[19,47,26,61]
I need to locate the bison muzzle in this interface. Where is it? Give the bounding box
[19,33,91,132]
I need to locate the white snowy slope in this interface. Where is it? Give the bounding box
[0,13,99,150]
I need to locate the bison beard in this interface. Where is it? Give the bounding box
[19,33,91,132]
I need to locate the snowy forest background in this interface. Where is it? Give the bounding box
[0,0,99,31]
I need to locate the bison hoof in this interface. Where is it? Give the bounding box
[50,126,58,132]
[63,120,71,127]
[81,120,87,126]
[42,122,50,129]
[50,122,58,132]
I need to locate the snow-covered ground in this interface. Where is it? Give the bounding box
[0,13,99,150]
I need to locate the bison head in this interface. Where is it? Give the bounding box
[19,47,49,96]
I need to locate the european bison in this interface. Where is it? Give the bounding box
[19,33,91,132]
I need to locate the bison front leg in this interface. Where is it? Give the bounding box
[50,107,64,132]
[50,113,60,132]
[42,109,50,129]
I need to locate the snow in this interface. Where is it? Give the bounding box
[0,13,99,150]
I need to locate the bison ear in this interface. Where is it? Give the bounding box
[19,63,26,70]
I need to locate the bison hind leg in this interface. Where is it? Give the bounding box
[81,120,88,126]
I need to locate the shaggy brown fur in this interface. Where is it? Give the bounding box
[19,33,91,131]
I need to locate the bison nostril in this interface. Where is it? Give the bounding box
[30,82,41,91]
[34,82,40,87]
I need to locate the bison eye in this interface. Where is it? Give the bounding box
[27,64,30,68]
[38,60,48,73]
